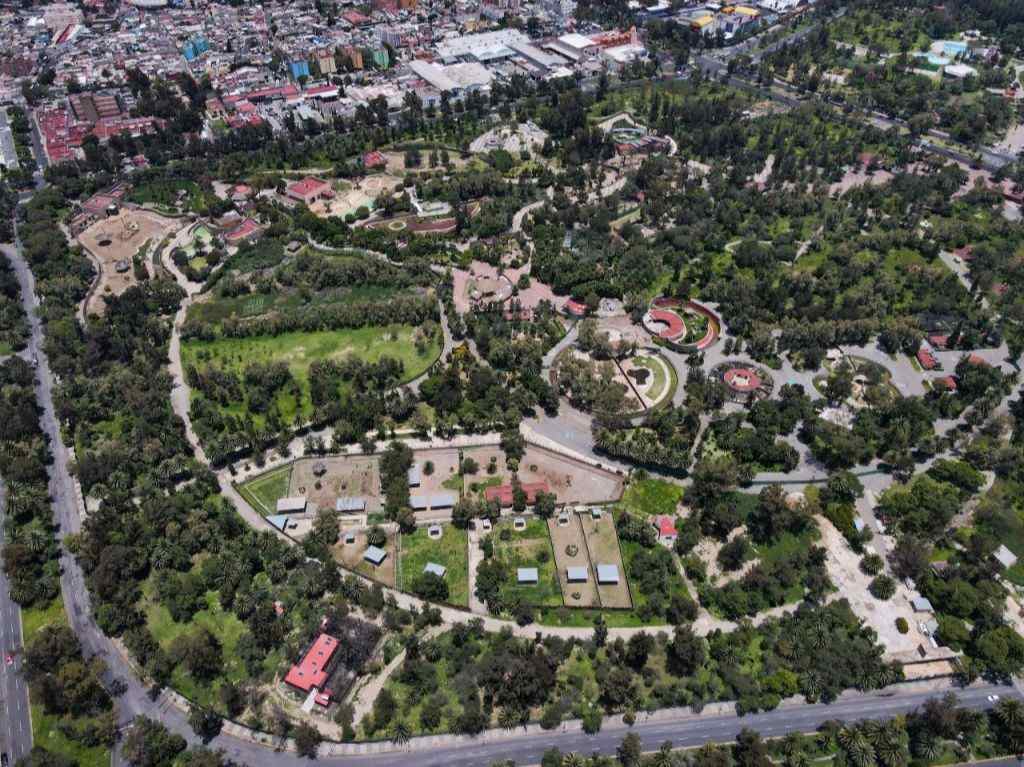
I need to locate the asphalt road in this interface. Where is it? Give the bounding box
[0,479,33,763]
[187,681,1019,766]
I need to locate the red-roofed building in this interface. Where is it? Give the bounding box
[966,354,989,367]
[342,9,371,24]
[363,150,387,170]
[927,334,950,350]
[224,218,263,244]
[284,634,338,694]
[484,481,551,508]
[92,115,165,141]
[917,348,938,370]
[564,298,587,317]
[286,176,334,205]
[933,375,958,392]
[652,515,677,546]
[314,690,333,707]
[953,245,974,262]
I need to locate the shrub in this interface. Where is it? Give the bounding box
[895,617,909,634]
[859,553,883,575]
[869,574,896,600]
[424,460,435,476]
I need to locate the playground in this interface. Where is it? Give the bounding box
[308,175,403,219]
[77,208,177,315]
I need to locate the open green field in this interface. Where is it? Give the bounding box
[21,598,66,643]
[237,464,292,517]
[32,707,110,767]
[21,599,111,767]
[492,518,561,607]
[182,325,441,425]
[144,579,282,710]
[619,478,684,517]
[398,525,470,606]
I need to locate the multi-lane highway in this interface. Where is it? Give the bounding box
[0,479,33,763]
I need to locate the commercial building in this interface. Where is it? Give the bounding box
[434,29,529,63]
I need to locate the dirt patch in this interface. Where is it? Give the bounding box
[548,514,599,608]
[290,455,382,513]
[580,512,631,608]
[817,516,929,659]
[77,208,178,315]
[333,528,397,587]
[518,445,624,505]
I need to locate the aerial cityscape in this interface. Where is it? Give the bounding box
[0,0,1022,764]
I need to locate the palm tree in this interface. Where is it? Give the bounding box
[997,699,1024,732]
[562,753,586,767]
[390,719,411,747]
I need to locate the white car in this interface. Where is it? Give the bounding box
[988,695,1000,703]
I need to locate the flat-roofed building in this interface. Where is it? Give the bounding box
[517,567,538,583]
[277,496,307,514]
[566,566,588,582]
[596,564,620,584]
[410,492,458,511]
[335,497,367,513]
[424,562,447,577]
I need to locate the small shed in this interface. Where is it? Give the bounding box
[513,516,526,530]
[596,564,620,585]
[911,596,934,613]
[276,496,307,514]
[364,545,388,566]
[428,524,443,539]
[853,516,866,533]
[590,507,603,519]
[343,531,356,544]
[424,562,447,578]
[557,512,570,526]
[517,567,539,584]
[566,566,588,583]
[995,544,1018,570]
[408,464,422,487]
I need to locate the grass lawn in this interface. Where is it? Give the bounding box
[635,356,667,402]
[182,325,441,426]
[620,478,684,517]
[21,597,66,643]
[144,579,280,711]
[491,518,561,607]
[398,525,469,606]
[21,599,111,767]
[31,707,110,767]
[237,464,293,517]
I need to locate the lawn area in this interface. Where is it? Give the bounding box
[619,538,690,614]
[182,325,441,426]
[635,356,667,402]
[491,518,561,607]
[974,480,1024,584]
[21,599,111,767]
[32,707,110,767]
[620,478,684,517]
[21,597,66,643]
[398,525,469,606]
[237,464,293,517]
[143,579,280,710]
